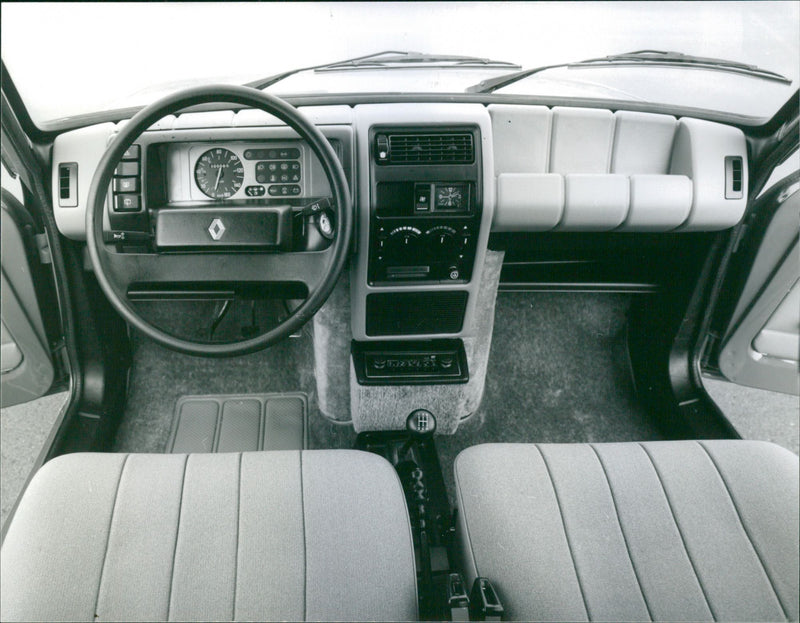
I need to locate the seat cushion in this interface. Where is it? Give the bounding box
[0,450,417,622]
[455,440,799,622]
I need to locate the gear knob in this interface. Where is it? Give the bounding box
[406,409,436,435]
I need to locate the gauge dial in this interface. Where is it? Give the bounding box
[194,148,244,199]
[435,184,466,210]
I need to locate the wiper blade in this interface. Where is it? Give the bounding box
[467,49,792,94]
[316,51,521,71]
[244,51,411,91]
[245,51,519,91]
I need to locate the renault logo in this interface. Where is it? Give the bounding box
[208,218,226,240]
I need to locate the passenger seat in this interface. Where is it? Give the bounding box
[455,441,799,622]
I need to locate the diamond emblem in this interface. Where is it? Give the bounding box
[208,218,226,240]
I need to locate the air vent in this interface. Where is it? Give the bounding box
[725,156,744,199]
[58,163,78,207]
[383,133,474,165]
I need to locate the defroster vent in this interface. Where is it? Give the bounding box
[382,133,474,165]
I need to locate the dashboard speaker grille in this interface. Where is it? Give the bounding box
[388,133,474,164]
[366,291,468,336]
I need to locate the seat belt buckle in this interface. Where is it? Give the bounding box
[447,572,470,621]
[469,577,504,621]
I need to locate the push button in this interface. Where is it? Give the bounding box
[114,194,140,212]
[114,161,139,177]
[414,184,431,212]
[121,144,140,160]
[113,177,139,193]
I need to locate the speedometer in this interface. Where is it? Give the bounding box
[194,148,244,199]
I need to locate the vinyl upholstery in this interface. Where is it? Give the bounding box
[455,440,799,622]
[0,450,418,622]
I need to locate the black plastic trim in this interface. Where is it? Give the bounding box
[352,339,469,385]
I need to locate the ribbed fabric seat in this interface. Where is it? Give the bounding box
[0,450,418,622]
[455,440,799,622]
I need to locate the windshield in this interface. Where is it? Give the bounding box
[2,1,798,128]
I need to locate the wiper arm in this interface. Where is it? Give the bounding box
[245,51,520,90]
[467,49,792,94]
[317,51,520,71]
[244,51,411,91]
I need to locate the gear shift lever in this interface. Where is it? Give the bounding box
[407,409,436,435]
[397,409,436,459]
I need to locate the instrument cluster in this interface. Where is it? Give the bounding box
[173,142,310,203]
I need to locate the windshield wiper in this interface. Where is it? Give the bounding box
[316,51,520,71]
[467,49,792,94]
[245,51,520,91]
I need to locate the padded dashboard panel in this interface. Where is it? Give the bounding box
[611,110,677,174]
[622,174,693,231]
[490,104,748,232]
[490,105,552,173]
[496,174,563,230]
[561,174,629,231]
[550,107,615,174]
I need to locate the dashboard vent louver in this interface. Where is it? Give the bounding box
[58,163,78,207]
[724,156,744,199]
[386,133,474,165]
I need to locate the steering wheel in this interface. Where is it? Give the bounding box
[85,85,352,357]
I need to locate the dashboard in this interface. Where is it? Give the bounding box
[50,101,750,343]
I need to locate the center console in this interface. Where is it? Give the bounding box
[317,104,500,434]
[368,127,483,285]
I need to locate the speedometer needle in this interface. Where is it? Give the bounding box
[214,167,223,191]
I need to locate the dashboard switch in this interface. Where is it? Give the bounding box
[121,145,140,160]
[415,183,432,212]
[114,194,140,212]
[114,161,139,177]
[376,134,389,162]
[113,177,139,193]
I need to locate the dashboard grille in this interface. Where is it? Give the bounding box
[388,133,474,164]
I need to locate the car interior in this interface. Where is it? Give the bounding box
[0,4,798,621]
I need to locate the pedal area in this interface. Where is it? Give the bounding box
[167,393,307,453]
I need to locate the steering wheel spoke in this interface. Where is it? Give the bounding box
[86,85,351,356]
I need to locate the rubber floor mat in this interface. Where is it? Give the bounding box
[167,393,307,453]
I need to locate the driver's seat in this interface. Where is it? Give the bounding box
[0,450,418,622]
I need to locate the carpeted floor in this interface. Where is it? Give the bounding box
[113,291,664,507]
[1,392,68,530]
[704,376,798,455]
[113,299,355,453]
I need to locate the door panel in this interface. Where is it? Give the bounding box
[753,282,800,361]
[718,181,799,395]
[1,194,54,407]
